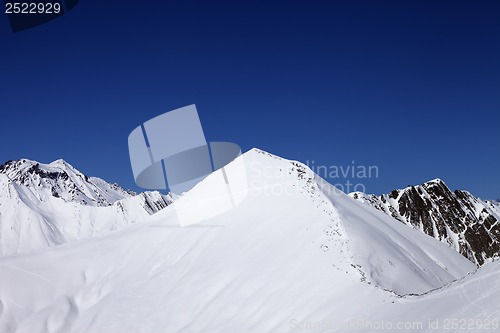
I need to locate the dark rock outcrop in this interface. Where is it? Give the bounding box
[351,179,500,266]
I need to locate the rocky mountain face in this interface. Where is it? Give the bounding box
[0,159,173,256]
[350,179,500,266]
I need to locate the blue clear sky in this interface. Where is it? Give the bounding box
[1,1,499,198]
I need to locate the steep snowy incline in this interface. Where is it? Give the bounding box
[350,180,500,265]
[485,199,500,220]
[0,149,477,333]
[316,177,475,295]
[162,148,473,294]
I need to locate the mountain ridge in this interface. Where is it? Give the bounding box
[350,179,500,265]
[0,158,135,207]
[0,148,484,333]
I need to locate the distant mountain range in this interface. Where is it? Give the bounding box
[350,179,500,265]
[0,158,173,256]
[1,157,497,266]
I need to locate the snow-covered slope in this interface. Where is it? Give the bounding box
[0,149,481,333]
[350,180,500,265]
[365,260,500,332]
[0,159,173,256]
[485,199,500,220]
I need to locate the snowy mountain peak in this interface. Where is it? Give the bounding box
[425,177,444,184]
[350,179,500,265]
[169,148,474,295]
[49,158,66,165]
[0,158,133,207]
[421,178,448,191]
[47,158,77,170]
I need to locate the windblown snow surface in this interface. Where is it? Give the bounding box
[0,149,497,333]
